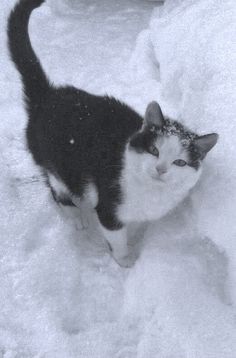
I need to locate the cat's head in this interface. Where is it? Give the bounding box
[128,101,218,191]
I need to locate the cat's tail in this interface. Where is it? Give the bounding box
[7,0,50,105]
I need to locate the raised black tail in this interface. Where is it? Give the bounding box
[8,0,50,105]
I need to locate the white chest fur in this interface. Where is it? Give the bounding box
[117,148,201,224]
[118,173,185,223]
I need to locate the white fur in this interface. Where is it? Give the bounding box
[118,135,201,224]
[48,174,98,229]
[48,173,70,198]
[48,174,98,207]
[83,182,98,208]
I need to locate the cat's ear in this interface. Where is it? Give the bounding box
[144,101,164,129]
[194,133,218,157]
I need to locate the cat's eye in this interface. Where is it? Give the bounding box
[173,159,187,167]
[149,145,159,157]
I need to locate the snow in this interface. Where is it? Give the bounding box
[0,0,236,357]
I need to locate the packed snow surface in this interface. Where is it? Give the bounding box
[1,0,236,357]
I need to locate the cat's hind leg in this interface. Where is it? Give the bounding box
[47,173,88,230]
[62,203,89,231]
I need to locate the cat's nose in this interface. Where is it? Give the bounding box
[156,166,167,175]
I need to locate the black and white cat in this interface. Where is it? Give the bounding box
[8,0,218,267]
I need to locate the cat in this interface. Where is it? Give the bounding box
[8,0,218,267]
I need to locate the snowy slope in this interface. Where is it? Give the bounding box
[0,0,236,357]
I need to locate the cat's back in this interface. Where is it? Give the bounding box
[37,88,142,143]
[78,93,142,138]
[27,87,143,184]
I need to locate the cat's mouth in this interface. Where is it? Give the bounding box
[156,177,166,184]
[151,173,166,184]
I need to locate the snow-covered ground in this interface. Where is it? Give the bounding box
[1,0,236,357]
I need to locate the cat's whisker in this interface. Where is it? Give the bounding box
[103,165,122,170]
[13,175,45,186]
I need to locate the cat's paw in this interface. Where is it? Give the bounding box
[75,215,89,231]
[75,220,88,231]
[113,251,138,268]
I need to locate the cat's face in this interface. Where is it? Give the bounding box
[129,135,199,188]
[128,102,218,191]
